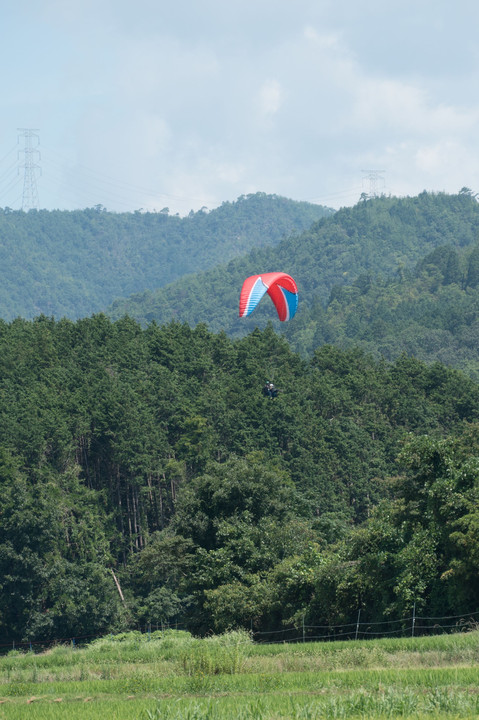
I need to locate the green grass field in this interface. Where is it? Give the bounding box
[1,629,479,718]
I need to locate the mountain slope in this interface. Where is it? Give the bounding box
[283,242,479,379]
[107,192,479,338]
[0,193,332,320]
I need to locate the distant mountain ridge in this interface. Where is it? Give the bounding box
[108,192,479,344]
[0,193,332,320]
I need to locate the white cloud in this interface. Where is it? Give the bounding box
[2,1,479,213]
[415,139,471,177]
[352,77,479,137]
[258,80,283,117]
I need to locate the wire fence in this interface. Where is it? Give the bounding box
[1,609,478,654]
[253,609,479,644]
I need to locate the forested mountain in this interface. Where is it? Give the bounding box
[283,242,479,379]
[3,190,479,645]
[107,191,479,346]
[2,316,479,641]
[0,193,331,321]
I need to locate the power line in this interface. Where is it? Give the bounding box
[40,144,213,210]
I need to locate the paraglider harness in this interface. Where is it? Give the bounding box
[262,381,278,399]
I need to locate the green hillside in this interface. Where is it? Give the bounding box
[283,242,479,379]
[0,193,331,320]
[1,315,479,642]
[3,190,479,645]
[107,191,479,342]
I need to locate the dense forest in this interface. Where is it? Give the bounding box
[1,316,479,642]
[2,190,479,645]
[282,242,479,380]
[0,193,330,320]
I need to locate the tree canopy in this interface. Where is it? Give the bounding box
[1,316,479,640]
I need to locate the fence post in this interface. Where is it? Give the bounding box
[411,602,416,637]
[302,613,305,643]
[355,608,361,640]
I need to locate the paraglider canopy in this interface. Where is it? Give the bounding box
[239,272,298,322]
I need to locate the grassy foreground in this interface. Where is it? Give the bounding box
[1,629,479,718]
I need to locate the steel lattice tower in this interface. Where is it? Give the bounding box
[362,169,385,198]
[18,128,41,211]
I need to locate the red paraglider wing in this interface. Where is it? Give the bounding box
[239,272,298,321]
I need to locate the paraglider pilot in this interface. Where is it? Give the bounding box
[262,381,278,399]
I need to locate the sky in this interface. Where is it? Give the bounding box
[1,0,478,215]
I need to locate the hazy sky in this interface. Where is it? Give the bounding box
[1,0,478,214]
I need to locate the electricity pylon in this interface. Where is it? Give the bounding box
[18,128,41,210]
[361,169,385,198]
